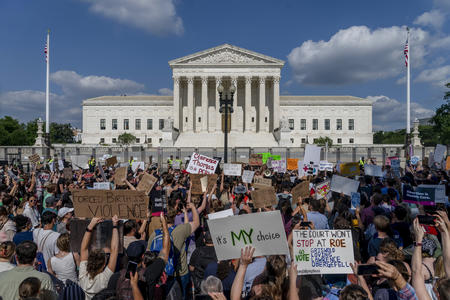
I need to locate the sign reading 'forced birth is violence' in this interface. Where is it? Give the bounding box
[72,189,149,219]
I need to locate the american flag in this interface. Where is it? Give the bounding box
[404,37,408,67]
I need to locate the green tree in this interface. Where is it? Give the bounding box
[118,132,136,145]
[314,136,333,147]
[431,82,450,145]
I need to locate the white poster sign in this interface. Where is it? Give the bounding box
[364,165,383,177]
[293,230,354,275]
[186,152,219,174]
[271,160,286,173]
[223,163,242,176]
[131,161,145,172]
[93,182,111,190]
[208,209,234,220]
[207,211,289,260]
[242,170,255,183]
[319,161,333,172]
[330,175,360,196]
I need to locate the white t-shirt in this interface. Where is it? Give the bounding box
[79,261,113,300]
[33,228,60,264]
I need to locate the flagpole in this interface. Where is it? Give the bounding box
[46,29,50,134]
[406,27,410,135]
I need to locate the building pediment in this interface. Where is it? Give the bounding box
[169,44,284,67]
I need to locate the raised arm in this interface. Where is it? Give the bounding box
[188,202,200,233]
[411,218,431,300]
[231,246,255,300]
[159,213,170,262]
[107,215,120,272]
[81,217,103,261]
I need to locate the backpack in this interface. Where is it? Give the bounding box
[150,226,179,276]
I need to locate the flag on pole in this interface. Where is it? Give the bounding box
[404,36,409,67]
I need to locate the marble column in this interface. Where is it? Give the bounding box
[215,77,222,131]
[173,76,180,130]
[273,76,280,130]
[258,76,266,132]
[201,76,208,132]
[245,76,252,132]
[187,76,194,132]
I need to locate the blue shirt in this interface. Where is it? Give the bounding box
[307,211,329,229]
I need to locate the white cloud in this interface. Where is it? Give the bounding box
[158,88,173,96]
[414,10,446,30]
[287,26,429,85]
[1,70,146,127]
[81,0,183,36]
[368,95,434,130]
[415,65,450,86]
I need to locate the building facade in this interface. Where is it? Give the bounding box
[82,44,373,147]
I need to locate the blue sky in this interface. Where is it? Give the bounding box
[1,0,449,130]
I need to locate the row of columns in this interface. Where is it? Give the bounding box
[173,75,280,133]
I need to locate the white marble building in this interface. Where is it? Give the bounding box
[82,44,373,147]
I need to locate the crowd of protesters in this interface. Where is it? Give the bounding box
[0,154,449,300]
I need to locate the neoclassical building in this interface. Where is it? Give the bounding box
[82,44,373,147]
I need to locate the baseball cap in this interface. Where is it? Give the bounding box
[58,207,74,218]
[126,240,147,260]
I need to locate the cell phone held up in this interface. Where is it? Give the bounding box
[125,261,138,279]
[357,264,379,275]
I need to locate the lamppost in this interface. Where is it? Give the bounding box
[217,83,235,163]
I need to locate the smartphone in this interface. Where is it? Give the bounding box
[357,264,379,275]
[125,261,138,279]
[300,221,312,227]
[418,215,436,225]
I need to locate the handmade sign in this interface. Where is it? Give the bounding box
[418,184,446,204]
[242,170,255,183]
[339,162,359,177]
[29,153,40,164]
[286,158,299,170]
[131,161,145,173]
[208,209,234,220]
[251,187,277,208]
[63,167,72,180]
[190,174,218,194]
[187,152,219,174]
[208,211,289,260]
[271,160,286,173]
[72,189,149,219]
[319,161,333,172]
[330,175,360,196]
[136,173,158,195]
[403,186,435,206]
[105,156,118,167]
[253,177,272,188]
[223,163,242,176]
[249,154,263,166]
[293,230,354,275]
[351,192,361,209]
[364,165,383,177]
[292,181,310,202]
[315,181,331,199]
[114,167,127,184]
[93,182,111,190]
[299,145,321,177]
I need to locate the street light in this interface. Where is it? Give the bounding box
[217,83,235,163]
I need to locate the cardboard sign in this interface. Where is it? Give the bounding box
[434,144,446,166]
[351,192,361,209]
[403,186,435,206]
[292,181,310,202]
[253,177,272,188]
[114,167,127,184]
[131,161,145,173]
[136,173,158,195]
[319,161,333,172]
[364,164,383,177]
[106,156,118,167]
[72,189,149,219]
[93,182,111,190]
[330,175,360,196]
[287,158,299,170]
[70,219,124,253]
[418,184,446,204]
[207,211,289,260]
[251,186,277,208]
[293,230,354,275]
[249,154,263,166]
[299,145,321,177]
[29,153,40,164]
[223,163,242,176]
[315,181,331,199]
[242,170,255,183]
[339,162,359,177]
[208,209,234,220]
[190,174,218,194]
[272,160,286,173]
[63,167,72,180]
[187,152,219,174]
